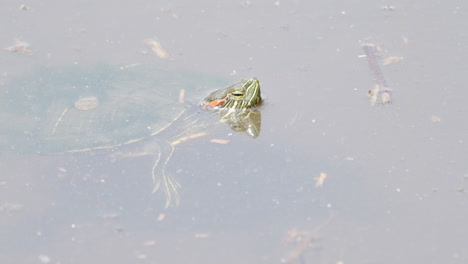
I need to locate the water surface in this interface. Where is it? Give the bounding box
[1,0,468,263]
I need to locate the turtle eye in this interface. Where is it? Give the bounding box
[231,91,244,98]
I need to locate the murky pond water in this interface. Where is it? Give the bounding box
[2,0,468,263]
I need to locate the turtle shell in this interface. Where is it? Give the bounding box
[0,64,225,153]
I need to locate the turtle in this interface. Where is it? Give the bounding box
[0,64,262,207]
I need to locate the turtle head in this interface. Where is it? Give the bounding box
[202,78,262,110]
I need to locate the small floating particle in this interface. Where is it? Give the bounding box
[402,35,409,45]
[143,240,156,246]
[382,56,404,65]
[368,84,379,106]
[56,167,68,179]
[194,233,209,238]
[283,227,300,243]
[135,253,147,259]
[210,138,230,144]
[382,5,395,11]
[314,172,327,188]
[100,213,119,219]
[160,8,179,19]
[120,64,139,70]
[157,213,166,222]
[0,202,24,212]
[178,89,185,104]
[38,255,51,263]
[144,38,169,59]
[431,115,441,123]
[381,90,392,104]
[74,97,99,110]
[4,38,32,55]
[241,1,252,7]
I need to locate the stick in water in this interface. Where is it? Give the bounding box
[362,43,392,105]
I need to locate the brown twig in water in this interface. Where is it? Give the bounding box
[362,43,392,105]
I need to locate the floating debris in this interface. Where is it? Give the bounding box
[134,252,147,259]
[178,89,185,104]
[156,213,166,222]
[362,43,392,105]
[402,35,409,45]
[38,255,51,264]
[241,1,253,7]
[431,115,441,123]
[100,213,119,219]
[19,4,30,10]
[56,167,68,179]
[4,38,32,55]
[160,8,179,19]
[120,63,139,70]
[383,56,404,65]
[194,233,209,238]
[210,138,230,144]
[382,5,396,11]
[314,172,327,188]
[143,240,156,246]
[0,202,24,212]
[144,38,169,59]
[74,97,99,110]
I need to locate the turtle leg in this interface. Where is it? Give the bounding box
[151,140,181,208]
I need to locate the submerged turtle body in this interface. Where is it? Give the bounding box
[1,65,191,153]
[0,64,262,207]
[1,64,261,153]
